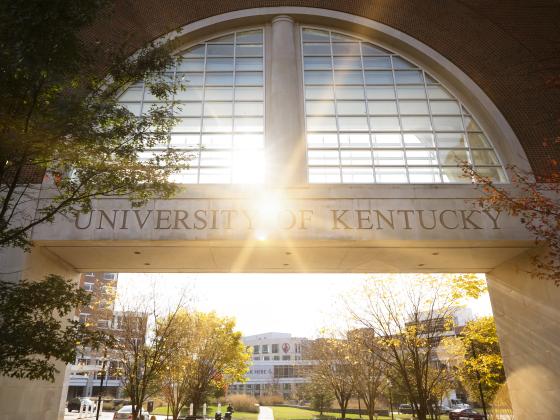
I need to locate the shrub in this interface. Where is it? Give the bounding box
[226,395,259,413]
[258,395,284,406]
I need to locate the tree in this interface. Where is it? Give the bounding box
[449,316,506,406]
[115,297,187,420]
[462,164,560,286]
[305,337,354,419]
[347,329,386,420]
[161,311,250,419]
[0,274,110,381]
[0,0,190,250]
[301,378,335,416]
[348,275,469,420]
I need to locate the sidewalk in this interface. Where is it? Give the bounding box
[258,407,274,420]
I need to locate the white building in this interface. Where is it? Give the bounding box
[229,332,312,400]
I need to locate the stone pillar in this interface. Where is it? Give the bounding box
[266,15,307,187]
[487,248,560,420]
[0,246,80,420]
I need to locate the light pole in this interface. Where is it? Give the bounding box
[95,348,108,420]
[387,380,394,420]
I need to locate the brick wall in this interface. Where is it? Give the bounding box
[83,0,560,176]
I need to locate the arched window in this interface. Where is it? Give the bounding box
[119,29,265,184]
[302,28,506,184]
[117,23,507,185]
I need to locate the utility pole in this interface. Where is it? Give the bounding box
[471,343,488,420]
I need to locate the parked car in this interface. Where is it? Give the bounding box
[67,397,95,412]
[398,404,414,414]
[113,405,150,420]
[438,405,452,414]
[449,408,485,419]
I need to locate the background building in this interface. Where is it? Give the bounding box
[229,333,311,400]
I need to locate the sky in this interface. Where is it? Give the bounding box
[117,273,493,338]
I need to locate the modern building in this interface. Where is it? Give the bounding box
[67,272,121,399]
[230,333,311,400]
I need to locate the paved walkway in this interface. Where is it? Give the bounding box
[258,406,274,420]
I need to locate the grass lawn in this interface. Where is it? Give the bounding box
[152,404,259,420]
[271,406,412,420]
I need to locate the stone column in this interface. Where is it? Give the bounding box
[0,246,80,420]
[487,248,560,420]
[266,15,307,187]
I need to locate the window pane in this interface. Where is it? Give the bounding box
[403,133,435,148]
[334,57,362,69]
[366,87,395,100]
[342,167,374,183]
[174,118,201,132]
[437,133,467,148]
[236,72,263,85]
[401,116,431,131]
[441,166,469,183]
[236,30,263,43]
[438,149,468,165]
[174,102,203,117]
[368,101,398,115]
[302,29,330,42]
[235,102,263,116]
[305,71,333,85]
[205,87,233,101]
[370,117,400,131]
[397,86,426,99]
[304,43,332,55]
[203,117,232,132]
[236,44,262,57]
[472,150,500,165]
[233,134,264,149]
[408,167,441,183]
[235,86,263,101]
[363,56,391,69]
[307,117,337,131]
[338,117,368,131]
[206,58,234,71]
[304,56,332,70]
[205,72,233,85]
[334,70,363,84]
[308,150,340,165]
[430,101,461,115]
[433,116,463,131]
[373,150,405,166]
[399,100,429,115]
[204,102,232,116]
[406,150,438,166]
[468,133,491,148]
[362,44,390,56]
[236,57,263,71]
[371,133,402,148]
[427,85,453,99]
[392,57,417,69]
[375,167,407,183]
[306,101,336,115]
[309,167,341,183]
[201,134,232,149]
[464,116,482,131]
[207,44,234,56]
[336,86,364,100]
[182,45,205,58]
[341,150,372,165]
[308,133,339,148]
[365,71,394,85]
[339,133,371,148]
[332,42,361,56]
[306,86,334,100]
[395,70,424,84]
[234,117,263,132]
[337,101,367,115]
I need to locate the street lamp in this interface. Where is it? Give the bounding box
[95,348,108,420]
[387,380,394,420]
